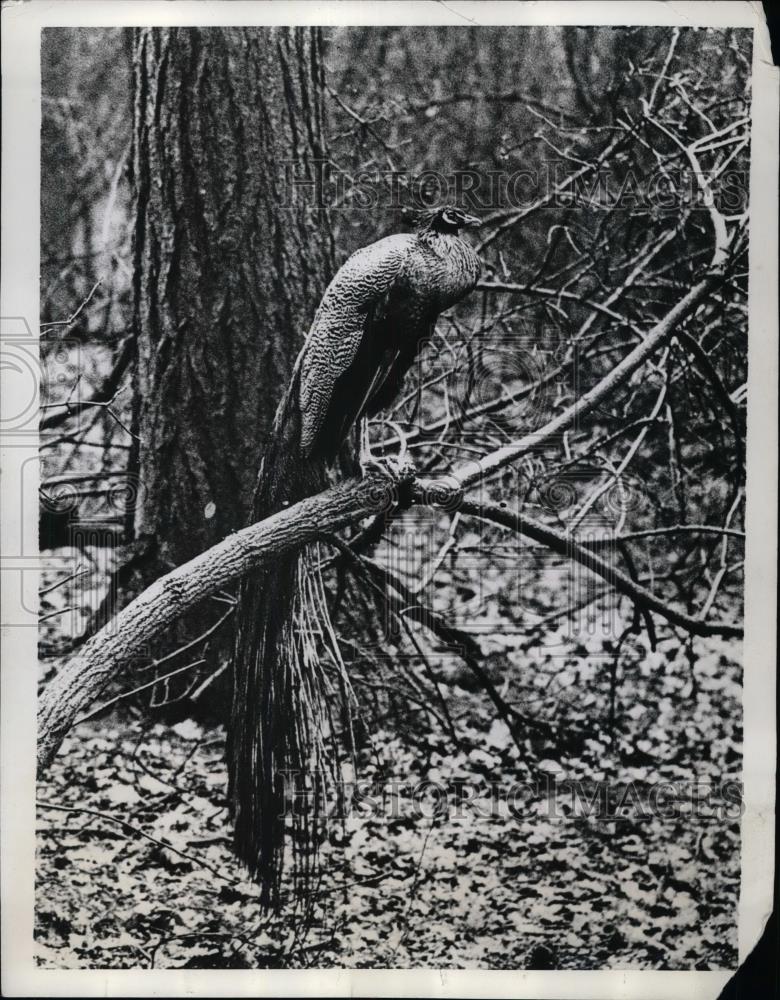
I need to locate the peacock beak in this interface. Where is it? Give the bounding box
[459,213,482,228]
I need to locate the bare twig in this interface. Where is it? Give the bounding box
[36,800,231,881]
[422,492,743,640]
[76,658,207,723]
[40,278,103,332]
[443,270,729,493]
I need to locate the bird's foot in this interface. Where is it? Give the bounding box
[360,453,417,484]
[361,453,417,511]
[360,455,417,483]
[359,416,415,483]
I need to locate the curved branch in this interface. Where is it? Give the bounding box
[36,473,397,773]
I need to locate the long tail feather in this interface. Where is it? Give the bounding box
[228,378,350,905]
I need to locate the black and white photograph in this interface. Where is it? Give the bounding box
[1,2,777,996]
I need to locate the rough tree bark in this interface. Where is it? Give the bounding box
[117,27,335,709]
[130,27,334,567]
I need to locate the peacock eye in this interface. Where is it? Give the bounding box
[442,210,457,225]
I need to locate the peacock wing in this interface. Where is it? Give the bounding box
[299,234,412,456]
[364,319,436,418]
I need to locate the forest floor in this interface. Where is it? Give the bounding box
[36,549,742,970]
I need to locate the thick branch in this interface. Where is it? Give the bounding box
[36,473,397,773]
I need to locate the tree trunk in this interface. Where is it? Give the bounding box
[130,27,334,568]
[122,27,334,709]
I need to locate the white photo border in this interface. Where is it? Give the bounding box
[1,2,776,997]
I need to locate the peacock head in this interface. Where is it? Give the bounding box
[405,205,481,234]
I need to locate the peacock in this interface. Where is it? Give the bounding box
[229,205,481,904]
